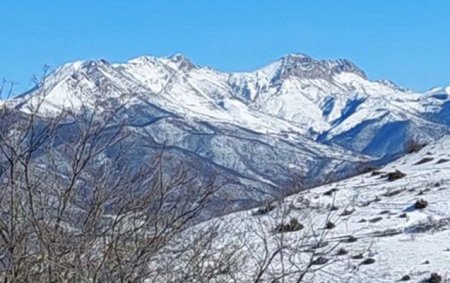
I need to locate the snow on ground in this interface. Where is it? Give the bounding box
[180,135,450,282]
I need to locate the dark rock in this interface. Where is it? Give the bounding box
[398,213,407,218]
[360,258,376,265]
[371,170,383,176]
[325,221,336,229]
[427,273,442,283]
[274,218,304,233]
[336,248,348,256]
[414,157,434,165]
[330,205,339,211]
[383,189,402,197]
[369,217,383,223]
[399,275,411,281]
[345,236,357,243]
[340,209,354,216]
[323,188,338,196]
[386,170,406,181]
[312,256,329,265]
[414,199,428,209]
[406,141,426,154]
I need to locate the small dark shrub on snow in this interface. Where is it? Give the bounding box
[325,221,336,229]
[427,273,442,283]
[274,218,304,233]
[400,275,411,281]
[252,203,275,216]
[386,170,406,181]
[360,258,376,265]
[336,248,348,256]
[312,256,329,265]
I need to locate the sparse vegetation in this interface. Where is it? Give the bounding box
[312,256,329,265]
[383,189,403,197]
[371,170,384,176]
[405,140,426,154]
[345,235,358,243]
[398,213,408,218]
[274,217,304,233]
[252,202,276,216]
[330,205,339,211]
[351,253,364,259]
[415,157,434,165]
[427,273,442,283]
[400,274,411,281]
[325,221,336,229]
[323,188,338,196]
[386,170,407,181]
[0,69,448,282]
[340,208,354,216]
[360,258,376,265]
[369,217,383,223]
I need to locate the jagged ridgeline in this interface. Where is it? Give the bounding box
[3,53,450,217]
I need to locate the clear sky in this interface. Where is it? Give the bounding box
[1,0,450,93]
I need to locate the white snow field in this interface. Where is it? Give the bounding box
[171,135,450,282]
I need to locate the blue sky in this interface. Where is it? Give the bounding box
[1,0,450,92]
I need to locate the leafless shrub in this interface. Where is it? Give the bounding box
[405,139,426,154]
[0,79,222,282]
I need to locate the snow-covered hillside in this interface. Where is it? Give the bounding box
[178,134,450,282]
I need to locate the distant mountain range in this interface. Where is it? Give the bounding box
[4,53,450,215]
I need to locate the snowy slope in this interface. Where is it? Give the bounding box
[229,54,449,158]
[180,134,450,282]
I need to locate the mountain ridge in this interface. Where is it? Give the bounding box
[3,53,449,215]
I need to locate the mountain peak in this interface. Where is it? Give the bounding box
[167,53,196,71]
[281,53,314,64]
[272,53,367,82]
[425,86,450,96]
[128,55,159,65]
[126,54,197,73]
[376,79,409,92]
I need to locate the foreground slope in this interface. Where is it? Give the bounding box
[177,135,450,282]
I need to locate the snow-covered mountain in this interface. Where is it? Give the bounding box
[4,53,450,214]
[167,134,450,282]
[12,53,450,155]
[228,54,448,157]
